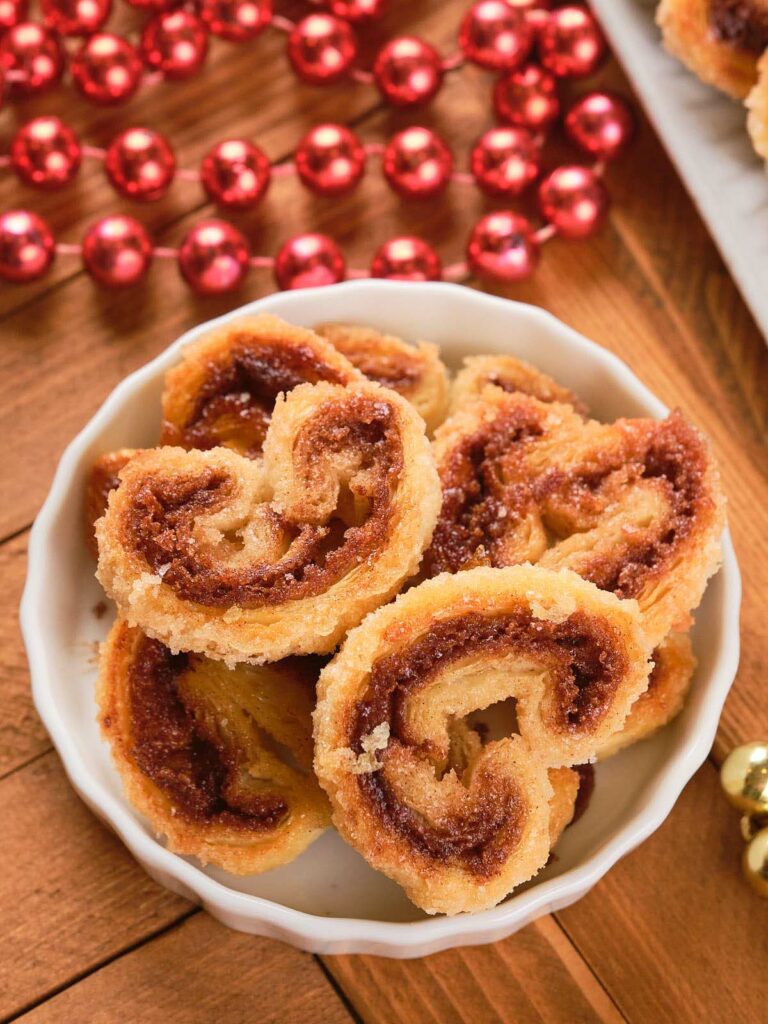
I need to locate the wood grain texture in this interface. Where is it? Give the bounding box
[14,913,352,1024]
[2,0,767,1019]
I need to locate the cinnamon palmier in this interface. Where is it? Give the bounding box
[425,391,725,649]
[97,380,442,664]
[316,322,449,433]
[85,448,138,557]
[161,314,362,458]
[314,565,650,914]
[98,619,330,874]
[657,0,766,98]
[450,354,586,415]
[596,631,695,759]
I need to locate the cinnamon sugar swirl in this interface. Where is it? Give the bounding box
[424,391,725,649]
[314,565,650,914]
[96,380,441,664]
[98,619,330,873]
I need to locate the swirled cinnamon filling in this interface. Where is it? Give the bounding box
[349,608,624,875]
[129,634,287,828]
[709,0,768,53]
[85,450,134,554]
[128,395,403,607]
[339,349,422,393]
[162,338,350,456]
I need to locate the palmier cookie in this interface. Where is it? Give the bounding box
[161,314,363,458]
[85,448,139,557]
[450,354,587,415]
[657,0,767,99]
[98,619,330,874]
[596,631,695,759]
[316,322,450,434]
[96,380,442,664]
[424,390,725,649]
[314,565,651,914]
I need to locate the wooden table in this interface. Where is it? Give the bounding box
[2,2,767,1020]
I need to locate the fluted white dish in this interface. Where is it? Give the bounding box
[21,282,740,958]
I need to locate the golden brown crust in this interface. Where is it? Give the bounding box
[97,380,442,664]
[596,631,696,758]
[314,566,650,914]
[97,619,330,874]
[657,0,763,99]
[85,449,139,558]
[425,391,725,649]
[450,355,587,416]
[161,314,362,458]
[316,322,450,434]
[747,48,768,161]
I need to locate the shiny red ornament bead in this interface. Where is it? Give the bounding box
[494,63,560,131]
[538,5,606,78]
[459,1,533,71]
[373,36,444,107]
[0,210,55,283]
[198,0,271,41]
[41,0,110,36]
[382,126,453,200]
[538,164,609,239]
[0,22,64,96]
[11,116,81,190]
[141,10,209,80]
[178,219,250,295]
[200,138,271,209]
[105,128,176,202]
[295,123,365,197]
[371,236,441,281]
[564,90,635,160]
[287,14,356,86]
[82,215,153,287]
[274,233,345,290]
[0,0,28,31]
[467,211,539,282]
[328,0,387,22]
[470,126,540,198]
[71,33,143,104]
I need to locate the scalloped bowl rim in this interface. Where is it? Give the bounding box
[21,281,741,958]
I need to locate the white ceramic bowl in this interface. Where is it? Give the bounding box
[21,282,741,958]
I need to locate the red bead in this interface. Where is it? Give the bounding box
[200,138,270,209]
[287,14,356,86]
[373,36,443,107]
[0,22,64,96]
[564,90,635,160]
[11,116,81,190]
[178,219,250,295]
[105,128,176,202]
[71,33,143,104]
[198,0,271,41]
[0,210,55,283]
[470,126,540,198]
[538,164,609,239]
[371,236,441,281]
[274,233,345,290]
[459,1,533,71]
[141,11,209,80]
[382,126,453,200]
[328,0,387,22]
[538,6,606,78]
[467,211,539,282]
[295,123,365,197]
[0,0,28,31]
[41,0,110,36]
[494,64,560,131]
[82,215,153,287]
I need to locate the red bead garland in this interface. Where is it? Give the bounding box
[371,236,442,281]
[295,123,366,197]
[178,219,250,294]
[82,215,153,287]
[198,0,272,41]
[459,1,533,72]
[373,36,444,107]
[200,138,271,209]
[71,33,144,105]
[0,209,55,282]
[105,127,176,201]
[538,164,609,239]
[0,0,28,32]
[494,64,560,131]
[382,126,453,200]
[274,232,346,290]
[467,211,539,282]
[470,126,540,198]
[40,0,111,37]
[565,91,635,160]
[538,6,606,79]
[0,22,64,96]
[141,10,209,80]
[11,115,81,190]
[287,13,356,85]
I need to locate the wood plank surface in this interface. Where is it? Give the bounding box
[2,1,767,1021]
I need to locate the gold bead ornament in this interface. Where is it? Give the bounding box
[720,742,768,897]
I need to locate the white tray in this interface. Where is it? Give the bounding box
[590,0,768,341]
